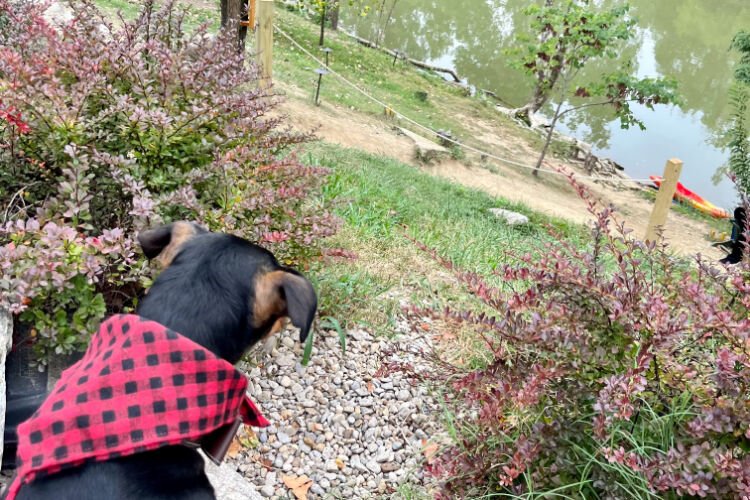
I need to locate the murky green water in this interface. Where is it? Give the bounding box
[343,0,750,208]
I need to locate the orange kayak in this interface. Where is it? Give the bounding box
[650,176,731,219]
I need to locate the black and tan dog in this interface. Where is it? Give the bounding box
[8,222,317,500]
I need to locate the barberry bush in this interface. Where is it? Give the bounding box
[389,176,750,499]
[0,0,338,363]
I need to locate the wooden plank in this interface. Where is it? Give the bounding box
[645,158,683,242]
[249,0,257,28]
[256,0,273,86]
[240,0,256,27]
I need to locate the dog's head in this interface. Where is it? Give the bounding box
[135,222,317,364]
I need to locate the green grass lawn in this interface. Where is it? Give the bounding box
[304,142,587,335]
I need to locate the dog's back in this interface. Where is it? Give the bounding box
[16,447,214,500]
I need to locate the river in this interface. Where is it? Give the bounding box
[342,0,750,209]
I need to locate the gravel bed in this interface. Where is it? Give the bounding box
[233,323,438,499]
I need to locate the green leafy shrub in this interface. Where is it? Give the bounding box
[728,31,750,197]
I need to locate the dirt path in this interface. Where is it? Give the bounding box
[276,84,724,260]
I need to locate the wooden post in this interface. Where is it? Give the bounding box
[645,158,683,242]
[256,0,274,87]
[240,0,256,29]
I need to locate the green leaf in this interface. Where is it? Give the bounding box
[321,316,346,355]
[301,329,315,367]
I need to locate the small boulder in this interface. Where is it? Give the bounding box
[489,208,530,226]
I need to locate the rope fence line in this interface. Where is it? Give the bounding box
[273,25,654,186]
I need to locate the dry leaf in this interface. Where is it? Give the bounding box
[226,436,243,459]
[282,475,313,500]
[367,381,374,393]
[259,457,273,471]
[422,441,440,465]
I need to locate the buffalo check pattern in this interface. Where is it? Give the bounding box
[5,314,269,500]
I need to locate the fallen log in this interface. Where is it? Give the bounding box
[341,31,461,83]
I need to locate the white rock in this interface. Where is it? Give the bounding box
[488,208,530,226]
[277,432,291,444]
[259,485,275,497]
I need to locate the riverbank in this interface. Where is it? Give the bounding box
[268,5,724,258]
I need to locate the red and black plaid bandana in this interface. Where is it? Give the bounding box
[5,314,269,500]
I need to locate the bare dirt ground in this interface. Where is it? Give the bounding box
[276,83,725,260]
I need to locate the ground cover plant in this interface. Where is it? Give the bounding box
[384,175,750,499]
[0,0,337,364]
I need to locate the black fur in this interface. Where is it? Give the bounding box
[12,231,317,499]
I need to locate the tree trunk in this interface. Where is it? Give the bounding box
[534,98,565,176]
[319,3,327,46]
[221,0,247,52]
[330,2,339,31]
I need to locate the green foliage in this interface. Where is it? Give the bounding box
[728,83,750,196]
[296,0,369,15]
[581,72,681,131]
[728,31,750,197]
[732,31,750,85]
[295,0,373,44]
[512,1,635,108]
[21,275,107,358]
[508,0,680,171]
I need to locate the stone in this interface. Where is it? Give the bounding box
[488,208,530,226]
[275,354,295,367]
[260,485,275,497]
[381,462,400,473]
[398,127,450,164]
[365,460,381,474]
[280,375,292,388]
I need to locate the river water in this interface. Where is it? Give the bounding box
[343,0,750,208]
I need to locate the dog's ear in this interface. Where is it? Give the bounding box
[254,270,317,342]
[137,221,206,269]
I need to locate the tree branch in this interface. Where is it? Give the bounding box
[557,97,645,119]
